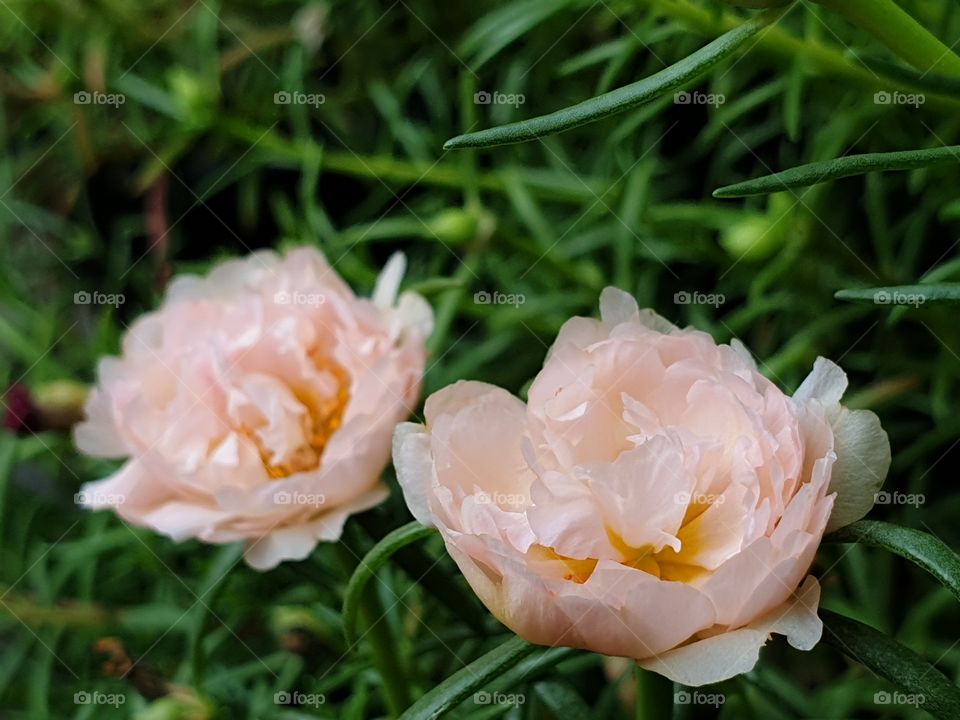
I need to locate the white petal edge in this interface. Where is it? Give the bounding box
[393,421,436,528]
[637,576,822,686]
[794,357,848,406]
[243,486,390,570]
[244,525,321,571]
[729,338,759,373]
[793,357,891,532]
[395,290,434,340]
[373,252,406,309]
[824,407,891,532]
[599,287,640,326]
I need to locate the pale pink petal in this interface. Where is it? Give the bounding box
[243,486,390,570]
[393,421,436,527]
[638,576,822,685]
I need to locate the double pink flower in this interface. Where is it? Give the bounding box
[394,288,889,685]
[76,248,431,569]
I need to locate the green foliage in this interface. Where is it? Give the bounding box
[821,610,960,720]
[444,6,786,149]
[341,522,435,648]
[829,520,960,603]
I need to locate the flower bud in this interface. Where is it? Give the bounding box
[427,208,480,246]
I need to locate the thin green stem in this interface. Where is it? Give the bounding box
[333,539,412,717]
[816,0,960,76]
[427,251,482,356]
[216,117,613,204]
[458,71,482,211]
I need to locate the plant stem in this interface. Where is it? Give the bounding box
[333,537,412,717]
[216,117,614,204]
[635,667,674,720]
[816,0,960,76]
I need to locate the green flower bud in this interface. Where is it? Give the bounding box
[720,192,795,261]
[720,214,782,261]
[426,208,479,246]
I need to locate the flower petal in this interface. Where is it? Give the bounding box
[794,357,847,406]
[243,486,390,570]
[393,421,436,527]
[373,252,406,309]
[599,287,639,326]
[824,407,890,532]
[637,576,822,685]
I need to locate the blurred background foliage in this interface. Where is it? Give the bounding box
[1,0,960,717]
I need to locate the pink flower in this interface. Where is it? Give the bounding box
[75,247,432,570]
[393,288,889,685]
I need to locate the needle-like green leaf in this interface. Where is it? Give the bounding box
[714,146,960,197]
[827,520,960,601]
[443,6,790,149]
[835,284,960,305]
[821,609,960,720]
[534,681,594,720]
[398,636,539,719]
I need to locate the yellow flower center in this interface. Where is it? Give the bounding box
[257,356,351,479]
[538,495,719,586]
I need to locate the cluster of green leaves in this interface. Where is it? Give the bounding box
[3,0,960,718]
